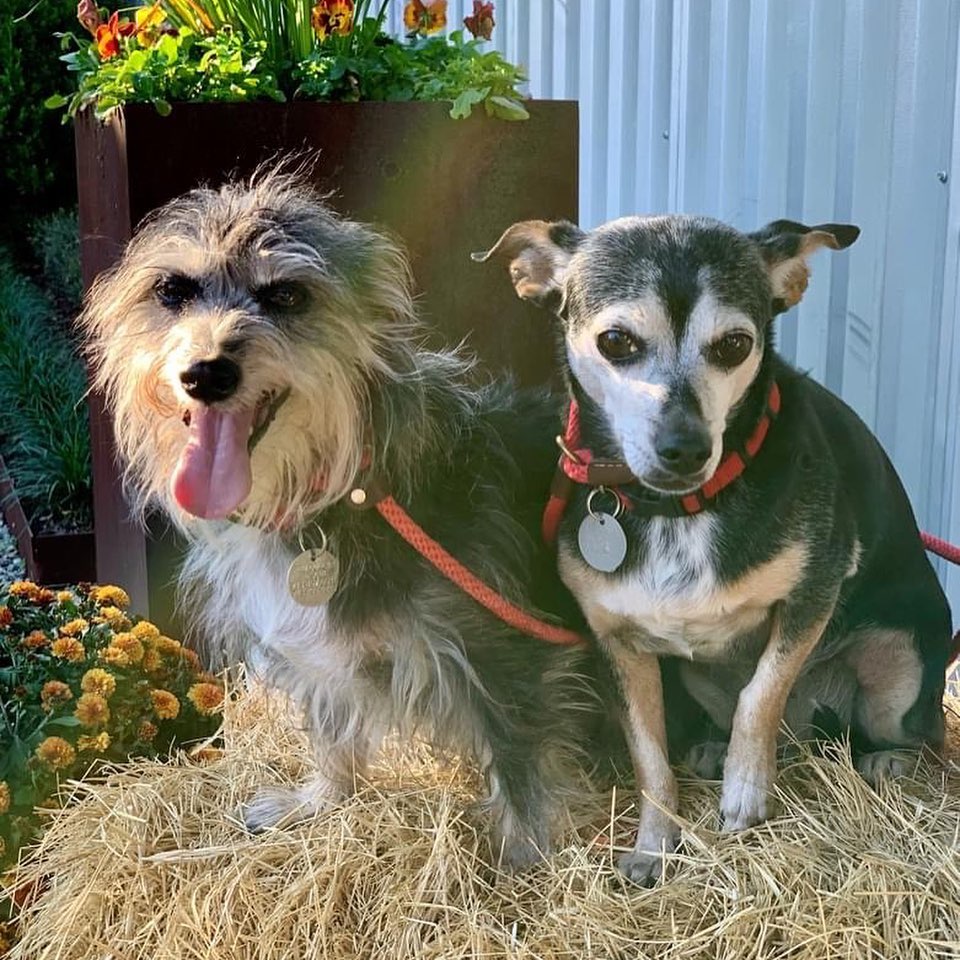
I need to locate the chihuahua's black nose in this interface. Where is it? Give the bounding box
[654,419,712,475]
[179,357,241,404]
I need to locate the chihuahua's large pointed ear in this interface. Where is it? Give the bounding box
[748,219,860,314]
[471,220,585,305]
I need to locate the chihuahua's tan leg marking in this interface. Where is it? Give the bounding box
[721,604,835,831]
[602,639,679,885]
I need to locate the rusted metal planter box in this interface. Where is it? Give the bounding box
[75,100,578,627]
[0,454,96,586]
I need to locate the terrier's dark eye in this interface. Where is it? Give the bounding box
[597,328,644,363]
[708,333,754,369]
[155,274,200,309]
[253,281,308,313]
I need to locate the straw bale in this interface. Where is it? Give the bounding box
[9,688,960,960]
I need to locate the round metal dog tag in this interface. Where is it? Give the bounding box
[578,513,627,573]
[287,548,340,606]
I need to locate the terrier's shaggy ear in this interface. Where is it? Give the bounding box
[748,219,860,314]
[471,220,584,306]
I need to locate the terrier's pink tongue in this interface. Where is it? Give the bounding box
[172,406,257,519]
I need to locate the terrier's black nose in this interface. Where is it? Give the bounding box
[179,358,241,404]
[654,421,712,475]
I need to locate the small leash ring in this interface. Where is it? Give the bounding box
[586,486,623,520]
[555,434,584,465]
[297,524,327,554]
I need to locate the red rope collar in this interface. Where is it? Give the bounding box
[542,381,782,544]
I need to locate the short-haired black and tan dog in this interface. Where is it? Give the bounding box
[477,214,953,883]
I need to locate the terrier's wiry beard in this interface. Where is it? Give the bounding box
[80,169,425,533]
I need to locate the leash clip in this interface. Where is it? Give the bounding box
[555,434,583,465]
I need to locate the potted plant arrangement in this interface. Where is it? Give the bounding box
[52,0,578,626]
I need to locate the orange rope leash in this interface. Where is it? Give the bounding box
[374,495,585,647]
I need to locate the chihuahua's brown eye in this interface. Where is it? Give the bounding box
[254,281,308,312]
[708,333,753,369]
[155,274,200,309]
[597,329,644,363]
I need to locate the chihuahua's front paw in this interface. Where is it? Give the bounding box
[720,755,775,831]
[856,749,915,786]
[685,740,728,780]
[241,777,345,833]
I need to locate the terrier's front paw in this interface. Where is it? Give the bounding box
[685,740,728,780]
[720,755,775,831]
[617,849,665,887]
[241,784,330,833]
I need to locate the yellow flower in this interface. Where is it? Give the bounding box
[111,632,144,664]
[81,668,117,699]
[130,620,160,640]
[153,635,181,656]
[150,688,180,720]
[135,1,165,46]
[8,580,39,599]
[36,736,76,769]
[404,0,447,35]
[187,682,224,716]
[51,636,85,662]
[74,692,111,728]
[0,780,10,814]
[40,680,73,711]
[95,605,131,631]
[100,645,131,667]
[59,618,89,637]
[77,731,111,753]
[56,589,75,603]
[90,584,130,609]
[311,0,354,40]
[142,647,162,673]
[21,629,49,649]
[138,720,158,741]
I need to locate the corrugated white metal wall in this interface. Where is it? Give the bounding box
[394,0,960,610]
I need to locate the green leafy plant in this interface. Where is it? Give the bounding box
[49,1,527,121]
[0,579,225,872]
[0,255,92,534]
[29,208,82,313]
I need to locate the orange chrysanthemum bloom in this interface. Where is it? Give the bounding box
[50,636,85,662]
[75,692,111,728]
[0,605,12,628]
[81,668,117,699]
[0,780,10,814]
[151,689,180,720]
[94,605,131,631]
[59,618,89,637]
[56,590,75,603]
[111,632,144,664]
[130,620,160,640]
[8,580,39,600]
[179,647,202,671]
[40,680,73,711]
[142,647,162,673]
[138,720,158,741]
[187,682,224,716]
[404,0,447,35]
[99,645,131,667]
[36,736,76,769]
[77,731,111,753]
[21,629,50,649]
[153,635,182,656]
[90,585,130,609]
[34,588,56,605]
